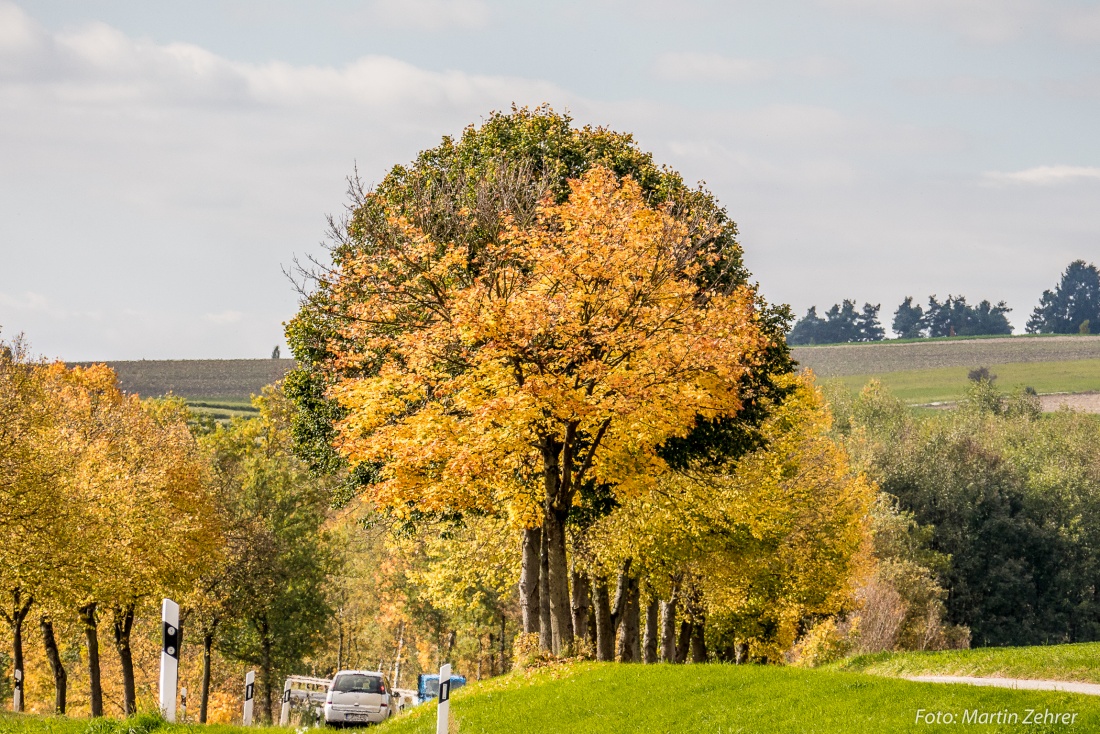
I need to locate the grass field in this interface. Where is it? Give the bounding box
[372,661,1100,733]
[0,710,371,734]
[9,662,1100,733]
[793,335,1100,378]
[0,711,279,734]
[833,642,1100,685]
[825,359,1100,404]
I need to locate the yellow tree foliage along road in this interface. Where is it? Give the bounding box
[330,167,769,653]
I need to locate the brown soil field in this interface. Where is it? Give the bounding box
[70,359,296,400]
[793,335,1100,378]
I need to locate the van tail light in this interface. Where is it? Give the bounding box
[326,693,333,704]
[379,684,386,693]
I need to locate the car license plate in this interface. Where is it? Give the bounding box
[346,713,369,722]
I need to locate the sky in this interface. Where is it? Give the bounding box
[1,0,1098,360]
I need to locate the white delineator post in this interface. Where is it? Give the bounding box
[13,668,23,713]
[243,670,255,726]
[159,598,181,723]
[279,678,292,726]
[436,663,451,734]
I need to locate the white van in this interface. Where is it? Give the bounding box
[323,670,394,727]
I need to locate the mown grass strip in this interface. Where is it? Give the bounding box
[0,711,371,734]
[827,359,1100,404]
[377,661,1100,733]
[833,642,1100,685]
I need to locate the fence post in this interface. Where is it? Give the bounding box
[436,663,451,734]
[243,670,255,726]
[159,599,180,723]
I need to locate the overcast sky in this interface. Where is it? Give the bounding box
[2,0,1098,359]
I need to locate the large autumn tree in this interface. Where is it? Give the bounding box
[286,107,794,654]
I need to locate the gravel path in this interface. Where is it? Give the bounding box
[906,675,1100,696]
[1041,392,1100,413]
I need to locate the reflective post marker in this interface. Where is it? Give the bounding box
[436,663,451,734]
[243,670,255,726]
[159,599,180,723]
[13,668,22,713]
[279,678,292,726]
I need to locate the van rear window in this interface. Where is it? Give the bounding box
[333,674,384,693]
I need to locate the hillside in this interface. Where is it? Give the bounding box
[791,335,1100,378]
[833,642,1100,684]
[70,359,296,400]
[793,335,1100,407]
[376,662,1100,733]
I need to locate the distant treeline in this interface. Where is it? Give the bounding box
[789,259,1100,345]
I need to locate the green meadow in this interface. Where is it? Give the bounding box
[834,641,1100,685]
[828,359,1100,404]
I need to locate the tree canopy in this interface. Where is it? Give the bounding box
[1026,259,1100,335]
[787,301,884,345]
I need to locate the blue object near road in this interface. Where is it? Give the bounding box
[417,673,466,704]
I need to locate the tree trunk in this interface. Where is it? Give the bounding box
[660,582,680,663]
[676,621,691,663]
[643,595,659,664]
[690,622,707,663]
[259,621,274,724]
[200,628,215,723]
[112,604,136,716]
[78,602,103,717]
[616,576,640,663]
[538,524,552,652]
[520,526,542,635]
[570,566,590,646]
[591,576,614,661]
[40,616,66,714]
[499,614,508,674]
[4,589,33,713]
[392,622,405,688]
[543,499,573,655]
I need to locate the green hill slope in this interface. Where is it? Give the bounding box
[791,335,1100,405]
[379,662,1100,733]
[834,642,1100,684]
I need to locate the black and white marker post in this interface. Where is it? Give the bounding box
[243,670,255,726]
[436,663,451,734]
[279,679,292,726]
[13,667,22,713]
[159,598,181,723]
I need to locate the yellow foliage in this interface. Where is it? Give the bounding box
[329,166,766,523]
[587,373,875,658]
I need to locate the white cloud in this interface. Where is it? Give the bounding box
[654,53,774,83]
[984,165,1100,185]
[1053,6,1100,42]
[0,1,565,358]
[362,0,490,31]
[653,52,846,84]
[204,310,245,324]
[820,0,1100,44]
[898,76,1028,97]
[819,0,1041,42]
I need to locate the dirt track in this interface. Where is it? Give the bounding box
[1040,392,1100,414]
